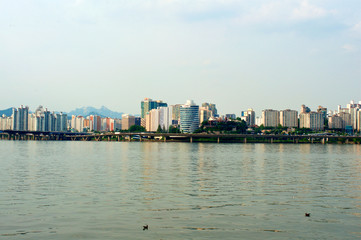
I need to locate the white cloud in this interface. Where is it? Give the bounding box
[236,0,333,25]
[73,0,85,7]
[291,0,328,20]
[352,21,361,33]
[342,44,357,52]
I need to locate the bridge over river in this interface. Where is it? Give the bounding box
[1,130,360,144]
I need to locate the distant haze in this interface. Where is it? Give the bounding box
[1,0,360,116]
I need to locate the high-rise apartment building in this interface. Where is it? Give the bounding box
[12,106,29,131]
[180,100,199,133]
[317,106,327,120]
[338,112,351,129]
[299,112,324,130]
[262,109,280,127]
[280,109,298,128]
[91,115,102,131]
[300,104,311,114]
[121,114,135,130]
[0,114,11,130]
[328,115,343,129]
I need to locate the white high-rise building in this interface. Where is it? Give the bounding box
[180,100,199,133]
[0,114,12,130]
[338,112,351,129]
[299,112,324,130]
[357,111,361,132]
[199,107,213,124]
[262,109,280,127]
[12,106,29,131]
[241,109,256,126]
[280,109,298,128]
[159,106,172,132]
[328,115,343,129]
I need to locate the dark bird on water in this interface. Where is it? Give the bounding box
[143,225,149,230]
[305,213,311,217]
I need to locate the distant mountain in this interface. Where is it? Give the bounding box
[0,108,13,117]
[67,106,124,119]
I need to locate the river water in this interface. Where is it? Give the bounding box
[0,141,360,239]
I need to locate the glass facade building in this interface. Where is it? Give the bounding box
[180,100,199,133]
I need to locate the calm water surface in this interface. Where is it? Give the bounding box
[0,141,361,239]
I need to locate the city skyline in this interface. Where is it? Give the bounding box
[1,99,360,117]
[1,1,360,115]
[2,99,361,133]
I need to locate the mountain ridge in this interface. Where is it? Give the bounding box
[67,106,124,119]
[0,108,13,117]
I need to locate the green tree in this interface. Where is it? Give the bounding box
[128,125,146,132]
[169,126,181,133]
[156,125,163,133]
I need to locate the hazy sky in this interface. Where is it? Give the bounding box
[1,0,360,115]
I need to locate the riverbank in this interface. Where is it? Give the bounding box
[1,131,360,144]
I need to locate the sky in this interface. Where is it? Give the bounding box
[1,0,360,116]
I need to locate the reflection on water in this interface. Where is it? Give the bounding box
[0,141,361,239]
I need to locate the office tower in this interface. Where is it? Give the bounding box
[114,119,122,131]
[134,117,141,126]
[180,100,199,133]
[262,109,280,127]
[225,114,236,120]
[241,109,256,126]
[202,103,218,117]
[171,104,182,125]
[141,98,167,120]
[280,109,298,128]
